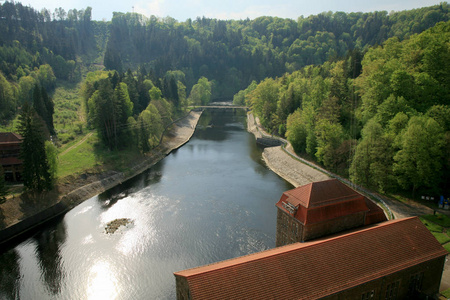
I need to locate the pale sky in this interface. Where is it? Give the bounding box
[19,0,444,21]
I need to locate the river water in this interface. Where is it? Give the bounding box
[0,109,292,300]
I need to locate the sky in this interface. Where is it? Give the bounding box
[18,0,444,22]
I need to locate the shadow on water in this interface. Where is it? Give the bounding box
[33,220,67,296]
[0,208,5,230]
[0,249,20,300]
[97,159,165,209]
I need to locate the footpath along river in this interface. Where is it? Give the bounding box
[0,109,293,299]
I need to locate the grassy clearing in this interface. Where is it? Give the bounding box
[52,80,86,147]
[420,213,450,253]
[57,131,144,179]
[57,132,100,178]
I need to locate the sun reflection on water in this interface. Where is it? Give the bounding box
[87,260,119,300]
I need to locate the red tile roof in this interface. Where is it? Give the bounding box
[276,179,370,224]
[0,132,23,144]
[364,197,388,225]
[174,217,447,300]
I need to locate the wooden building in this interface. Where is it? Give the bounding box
[174,217,447,300]
[275,179,387,245]
[0,132,23,182]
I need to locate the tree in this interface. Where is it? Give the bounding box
[88,80,133,149]
[315,119,345,170]
[0,72,15,121]
[18,103,52,192]
[247,77,279,131]
[286,109,307,153]
[393,116,444,195]
[0,165,8,203]
[45,141,58,185]
[350,119,395,191]
[137,103,163,152]
[32,85,55,135]
[188,77,212,106]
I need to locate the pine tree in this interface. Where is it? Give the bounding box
[18,103,52,192]
[0,165,8,203]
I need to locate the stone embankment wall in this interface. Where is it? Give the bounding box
[247,113,330,187]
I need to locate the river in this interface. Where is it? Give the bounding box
[0,109,293,300]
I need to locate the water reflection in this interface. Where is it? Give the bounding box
[87,260,119,300]
[0,249,20,299]
[0,109,293,299]
[33,218,66,295]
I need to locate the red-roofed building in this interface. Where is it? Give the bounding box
[174,217,447,300]
[0,132,23,182]
[275,179,387,245]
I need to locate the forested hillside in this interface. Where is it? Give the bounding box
[240,21,450,196]
[104,3,450,98]
[0,1,449,196]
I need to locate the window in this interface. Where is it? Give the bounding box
[408,272,423,296]
[361,290,374,300]
[385,281,399,300]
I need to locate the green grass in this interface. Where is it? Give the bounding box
[57,132,100,178]
[421,213,450,254]
[421,214,450,227]
[444,243,450,252]
[442,287,450,298]
[57,131,145,179]
[432,232,450,244]
[420,217,443,232]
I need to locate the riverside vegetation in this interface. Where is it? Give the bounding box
[0,1,449,210]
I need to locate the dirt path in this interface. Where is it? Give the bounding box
[59,132,93,157]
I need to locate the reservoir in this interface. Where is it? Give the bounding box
[0,109,293,299]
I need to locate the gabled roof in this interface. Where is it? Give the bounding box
[276,179,369,224]
[0,132,23,144]
[174,217,447,300]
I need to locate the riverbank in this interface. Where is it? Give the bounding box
[246,113,329,187]
[247,112,450,294]
[0,110,202,245]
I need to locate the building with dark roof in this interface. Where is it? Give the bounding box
[174,217,447,300]
[0,132,23,182]
[275,179,387,245]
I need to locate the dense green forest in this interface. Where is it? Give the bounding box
[0,1,449,196]
[239,21,450,196]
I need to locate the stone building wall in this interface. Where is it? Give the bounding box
[175,275,191,300]
[276,209,303,247]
